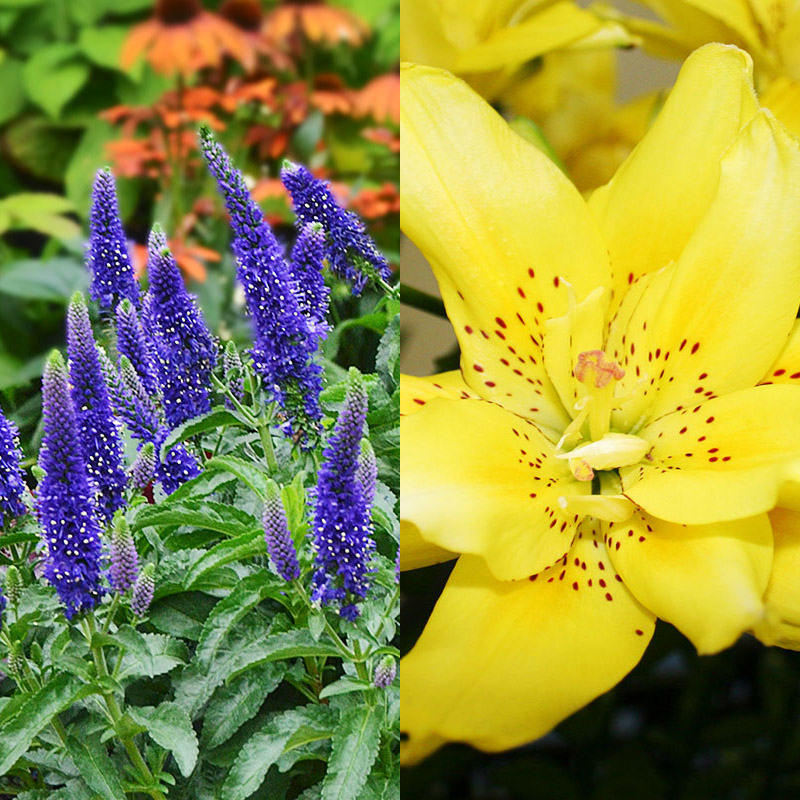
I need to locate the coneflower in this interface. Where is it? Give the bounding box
[143,225,217,430]
[199,126,322,435]
[281,161,390,295]
[38,350,104,619]
[311,370,375,620]
[86,168,139,311]
[66,292,127,522]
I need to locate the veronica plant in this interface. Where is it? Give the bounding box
[0,147,399,798]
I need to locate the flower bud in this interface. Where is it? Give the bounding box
[110,511,139,593]
[3,566,22,606]
[131,563,155,617]
[373,655,396,689]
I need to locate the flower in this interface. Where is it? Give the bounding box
[38,350,105,619]
[199,127,322,434]
[615,0,800,138]
[373,655,396,689]
[400,45,800,762]
[110,511,139,593]
[262,479,301,582]
[67,292,127,523]
[143,225,217,430]
[264,2,368,47]
[222,340,245,406]
[281,161,391,294]
[86,169,139,312]
[121,0,258,75]
[311,370,375,619]
[99,348,159,444]
[0,590,5,629]
[289,222,330,341]
[131,563,155,616]
[129,441,156,493]
[116,299,159,397]
[355,438,378,509]
[153,426,201,496]
[0,405,26,527]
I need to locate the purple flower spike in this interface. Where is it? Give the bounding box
[0,405,26,527]
[263,480,300,582]
[311,370,375,618]
[131,563,155,616]
[38,350,104,619]
[67,293,127,523]
[99,348,159,443]
[199,126,322,436]
[129,441,156,492]
[87,168,139,311]
[110,511,138,593]
[373,655,396,689]
[0,590,5,629]
[143,225,216,429]
[116,299,158,396]
[290,222,330,341]
[355,438,378,510]
[154,427,201,496]
[281,161,390,296]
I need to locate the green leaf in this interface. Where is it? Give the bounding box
[0,258,88,302]
[65,736,125,800]
[132,502,259,539]
[78,25,133,72]
[0,57,25,125]
[69,0,109,25]
[22,44,90,119]
[3,115,80,183]
[128,703,199,778]
[148,592,216,640]
[115,627,188,680]
[222,706,338,800]
[375,313,399,388]
[318,677,372,700]
[202,662,285,750]
[292,110,324,161]
[184,530,265,589]
[0,193,80,241]
[0,674,89,775]
[204,455,270,500]
[322,705,382,800]
[160,407,251,456]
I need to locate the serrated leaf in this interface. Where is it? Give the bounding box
[132,502,259,539]
[22,44,89,118]
[318,677,372,700]
[115,627,188,680]
[202,662,285,749]
[0,675,89,774]
[148,592,217,640]
[128,703,198,778]
[375,313,399,388]
[184,530,265,589]
[222,706,338,800]
[160,408,250,456]
[65,736,125,800]
[204,455,270,500]
[322,705,382,800]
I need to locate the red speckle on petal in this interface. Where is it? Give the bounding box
[635,629,644,636]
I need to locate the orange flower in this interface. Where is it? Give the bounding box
[132,236,219,282]
[311,73,354,115]
[264,2,368,47]
[362,126,400,153]
[121,0,258,76]
[350,182,399,219]
[353,74,399,125]
[219,0,294,71]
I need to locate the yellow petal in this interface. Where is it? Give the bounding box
[761,76,800,141]
[400,371,478,417]
[622,384,800,524]
[400,527,655,764]
[454,2,601,73]
[400,520,457,571]
[401,396,585,581]
[605,511,772,654]
[760,319,800,386]
[588,44,759,311]
[401,62,610,432]
[753,507,800,649]
[611,110,800,425]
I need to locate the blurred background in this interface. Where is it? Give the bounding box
[399,3,800,798]
[0,0,399,467]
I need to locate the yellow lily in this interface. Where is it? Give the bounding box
[615,0,800,136]
[401,43,800,764]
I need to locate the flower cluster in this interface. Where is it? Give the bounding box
[87,169,139,312]
[311,371,375,620]
[38,350,104,619]
[116,299,158,397]
[281,161,391,295]
[0,406,26,527]
[67,292,127,522]
[199,125,323,435]
[110,511,139,593]
[143,225,217,430]
[263,480,301,582]
[289,222,330,342]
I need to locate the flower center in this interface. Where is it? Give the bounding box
[155,0,202,25]
[555,350,648,482]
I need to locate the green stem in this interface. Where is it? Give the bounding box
[295,582,359,661]
[257,416,278,473]
[377,277,399,299]
[352,641,369,682]
[101,593,121,635]
[372,585,399,644]
[85,616,166,800]
[400,283,447,317]
[211,374,257,425]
